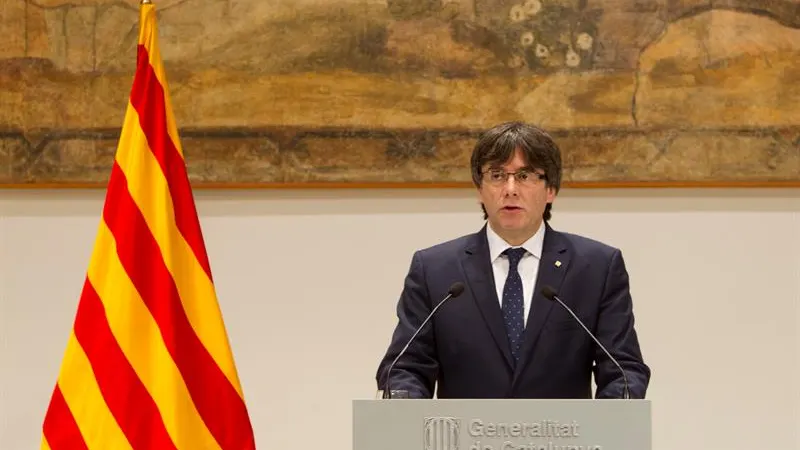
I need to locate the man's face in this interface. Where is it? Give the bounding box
[477,149,556,245]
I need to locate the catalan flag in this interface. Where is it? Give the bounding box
[40,1,256,449]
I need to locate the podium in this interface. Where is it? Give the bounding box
[353,399,651,450]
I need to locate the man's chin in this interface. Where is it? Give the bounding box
[496,218,527,230]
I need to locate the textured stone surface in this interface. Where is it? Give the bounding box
[181,135,283,183]
[636,10,800,128]
[0,1,26,59]
[11,134,118,184]
[647,131,800,180]
[0,136,21,183]
[5,128,798,185]
[1,0,799,186]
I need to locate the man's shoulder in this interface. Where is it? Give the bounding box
[414,231,478,259]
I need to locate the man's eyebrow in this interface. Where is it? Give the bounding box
[484,164,542,172]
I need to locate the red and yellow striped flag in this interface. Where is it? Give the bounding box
[40,2,256,449]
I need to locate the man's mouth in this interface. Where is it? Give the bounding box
[502,206,523,211]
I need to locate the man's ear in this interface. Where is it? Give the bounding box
[546,186,557,203]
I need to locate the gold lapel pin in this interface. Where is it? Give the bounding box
[555,260,562,267]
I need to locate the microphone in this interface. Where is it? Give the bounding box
[540,285,631,400]
[382,281,465,399]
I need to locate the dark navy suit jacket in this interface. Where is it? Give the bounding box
[376,223,650,399]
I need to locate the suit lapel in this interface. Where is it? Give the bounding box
[513,225,570,381]
[461,227,515,370]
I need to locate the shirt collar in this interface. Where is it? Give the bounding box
[486,221,546,262]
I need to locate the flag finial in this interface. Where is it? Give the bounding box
[141,0,152,4]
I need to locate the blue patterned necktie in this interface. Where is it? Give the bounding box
[502,247,527,362]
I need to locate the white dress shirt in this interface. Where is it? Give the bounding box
[486,222,546,327]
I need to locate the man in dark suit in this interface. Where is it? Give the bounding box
[375,121,650,399]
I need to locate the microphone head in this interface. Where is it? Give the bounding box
[448,282,465,297]
[540,285,557,300]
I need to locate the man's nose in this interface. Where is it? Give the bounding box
[503,177,519,195]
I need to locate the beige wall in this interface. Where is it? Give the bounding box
[1,188,799,449]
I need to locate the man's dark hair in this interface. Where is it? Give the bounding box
[470,121,562,221]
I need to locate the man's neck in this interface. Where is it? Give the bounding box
[489,222,543,247]
[501,232,532,247]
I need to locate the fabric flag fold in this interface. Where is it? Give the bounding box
[40,2,256,449]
